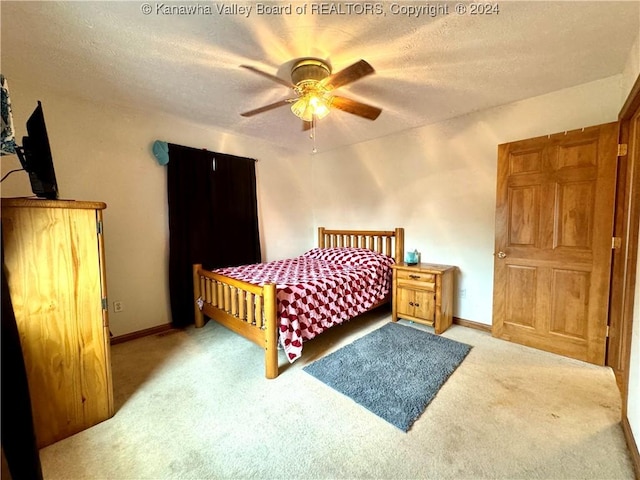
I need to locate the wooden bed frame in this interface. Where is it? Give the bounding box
[192,227,405,379]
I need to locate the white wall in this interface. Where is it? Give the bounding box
[1,80,312,336]
[312,75,623,325]
[621,32,640,106]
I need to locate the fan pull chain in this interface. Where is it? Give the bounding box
[311,115,318,154]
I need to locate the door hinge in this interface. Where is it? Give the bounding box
[102,298,108,311]
[606,325,610,338]
[612,237,622,249]
[618,144,628,156]
[96,220,103,235]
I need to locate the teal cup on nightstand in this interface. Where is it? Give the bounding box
[405,250,419,265]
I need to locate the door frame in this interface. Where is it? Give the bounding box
[609,75,640,476]
[609,73,640,420]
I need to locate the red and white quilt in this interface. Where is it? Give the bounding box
[213,247,395,362]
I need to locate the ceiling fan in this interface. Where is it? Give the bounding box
[239,58,382,126]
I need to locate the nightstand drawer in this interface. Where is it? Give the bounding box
[397,279,435,291]
[396,270,436,284]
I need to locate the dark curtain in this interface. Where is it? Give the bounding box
[1,223,44,480]
[167,144,261,327]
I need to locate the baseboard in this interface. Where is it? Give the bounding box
[612,367,627,400]
[622,416,640,479]
[110,323,175,345]
[453,317,492,333]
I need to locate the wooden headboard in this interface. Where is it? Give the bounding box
[317,227,405,264]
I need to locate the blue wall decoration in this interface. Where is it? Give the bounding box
[152,140,169,165]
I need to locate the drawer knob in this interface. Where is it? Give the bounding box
[409,274,421,280]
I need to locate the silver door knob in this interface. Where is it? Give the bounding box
[497,251,507,259]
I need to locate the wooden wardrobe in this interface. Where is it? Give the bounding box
[1,198,113,448]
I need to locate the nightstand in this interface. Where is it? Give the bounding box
[391,262,456,334]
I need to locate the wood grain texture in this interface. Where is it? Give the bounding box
[391,262,456,334]
[1,201,113,448]
[493,123,618,364]
[1,197,106,210]
[318,227,404,263]
[621,416,640,479]
[610,83,640,420]
[453,317,492,333]
[110,323,174,345]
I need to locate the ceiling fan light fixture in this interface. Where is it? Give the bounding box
[309,95,330,118]
[290,93,331,122]
[240,57,381,130]
[290,58,331,85]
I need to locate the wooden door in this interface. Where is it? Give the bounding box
[413,290,436,321]
[397,287,435,321]
[492,123,618,364]
[396,287,413,318]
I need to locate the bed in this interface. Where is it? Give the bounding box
[192,227,404,378]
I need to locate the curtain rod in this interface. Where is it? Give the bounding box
[207,150,258,162]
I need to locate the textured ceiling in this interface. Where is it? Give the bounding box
[2,1,639,153]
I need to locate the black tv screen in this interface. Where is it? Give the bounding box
[16,101,59,199]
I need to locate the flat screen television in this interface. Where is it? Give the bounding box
[15,101,59,199]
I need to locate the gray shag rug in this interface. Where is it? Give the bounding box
[303,322,472,431]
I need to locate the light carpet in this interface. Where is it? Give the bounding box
[38,309,635,479]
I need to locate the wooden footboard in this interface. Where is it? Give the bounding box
[192,264,279,379]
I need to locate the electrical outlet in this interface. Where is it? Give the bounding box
[459,289,467,299]
[113,301,124,313]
